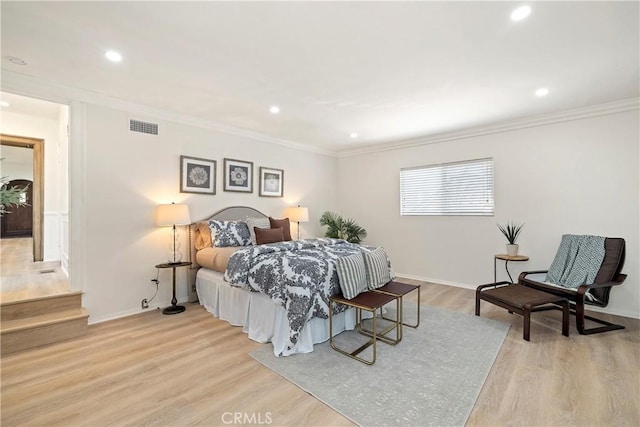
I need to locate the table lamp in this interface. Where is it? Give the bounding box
[285,205,309,240]
[156,203,191,264]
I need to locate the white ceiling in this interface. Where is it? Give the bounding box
[1,1,638,153]
[0,91,63,120]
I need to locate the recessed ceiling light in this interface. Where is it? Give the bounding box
[0,101,9,107]
[105,50,123,62]
[511,5,531,21]
[535,88,549,97]
[269,105,280,114]
[350,132,358,139]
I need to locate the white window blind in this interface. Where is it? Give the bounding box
[400,157,494,216]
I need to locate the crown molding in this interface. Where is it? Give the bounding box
[4,70,636,160]
[1,70,338,157]
[338,97,640,158]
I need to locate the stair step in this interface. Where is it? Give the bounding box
[1,308,89,355]
[1,307,89,333]
[1,291,82,322]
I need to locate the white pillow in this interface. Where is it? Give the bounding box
[336,252,368,300]
[246,217,271,245]
[362,247,393,290]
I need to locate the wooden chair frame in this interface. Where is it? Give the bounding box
[518,237,627,335]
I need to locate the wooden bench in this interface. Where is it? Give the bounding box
[476,281,569,341]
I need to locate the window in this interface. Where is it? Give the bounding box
[400,157,494,216]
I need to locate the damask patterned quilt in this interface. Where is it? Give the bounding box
[224,238,362,350]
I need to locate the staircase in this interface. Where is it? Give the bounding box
[1,291,89,355]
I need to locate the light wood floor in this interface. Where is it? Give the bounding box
[0,237,70,303]
[1,280,638,426]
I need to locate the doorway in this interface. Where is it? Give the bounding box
[1,178,33,237]
[1,134,44,261]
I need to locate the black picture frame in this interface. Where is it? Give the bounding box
[259,167,284,197]
[223,158,253,193]
[180,155,216,194]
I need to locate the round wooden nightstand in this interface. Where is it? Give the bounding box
[155,261,192,314]
[494,254,529,283]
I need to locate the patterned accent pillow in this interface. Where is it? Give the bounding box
[208,220,251,247]
[336,252,367,300]
[246,217,271,245]
[362,247,393,289]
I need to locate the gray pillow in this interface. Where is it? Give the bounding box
[246,217,271,245]
[336,252,367,299]
[362,247,393,289]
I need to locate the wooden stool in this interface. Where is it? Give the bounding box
[476,282,570,341]
[329,291,401,365]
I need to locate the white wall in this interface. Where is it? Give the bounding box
[82,104,338,323]
[337,110,639,319]
[4,74,636,323]
[1,110,65,261]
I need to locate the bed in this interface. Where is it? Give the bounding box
[189,206,365,356]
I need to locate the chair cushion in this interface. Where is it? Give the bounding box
[591,237,625,303]
[336,252,367,300]
[594,238,625,283]
[522,273,600,303]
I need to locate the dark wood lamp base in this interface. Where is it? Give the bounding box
[162,304,186,315]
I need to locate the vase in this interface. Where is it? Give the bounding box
[506,244,519,256]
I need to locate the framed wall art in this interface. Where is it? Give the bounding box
[223,158,253,193]
[180,155,216,194]
[259,167,284,197]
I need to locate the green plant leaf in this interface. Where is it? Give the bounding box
[497,221,524,244]
[319,211,367,243]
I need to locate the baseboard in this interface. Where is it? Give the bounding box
[395,273,477,291]
[88,296,193,325]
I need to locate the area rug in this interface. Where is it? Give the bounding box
[249,303,509,427]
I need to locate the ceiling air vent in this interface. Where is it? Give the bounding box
[129,119,158,135]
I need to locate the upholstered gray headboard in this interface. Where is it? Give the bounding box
[186,206,268,302]
[189,205,268,263]
[202,206,267,222]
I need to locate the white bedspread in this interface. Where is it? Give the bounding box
[196,268,361,356]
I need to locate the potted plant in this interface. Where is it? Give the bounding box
[319,211,367,244]
[498,221,524,256]
[1,159,30,216]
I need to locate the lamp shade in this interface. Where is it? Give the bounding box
[285,206,309,223]
[156,203,191,226]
